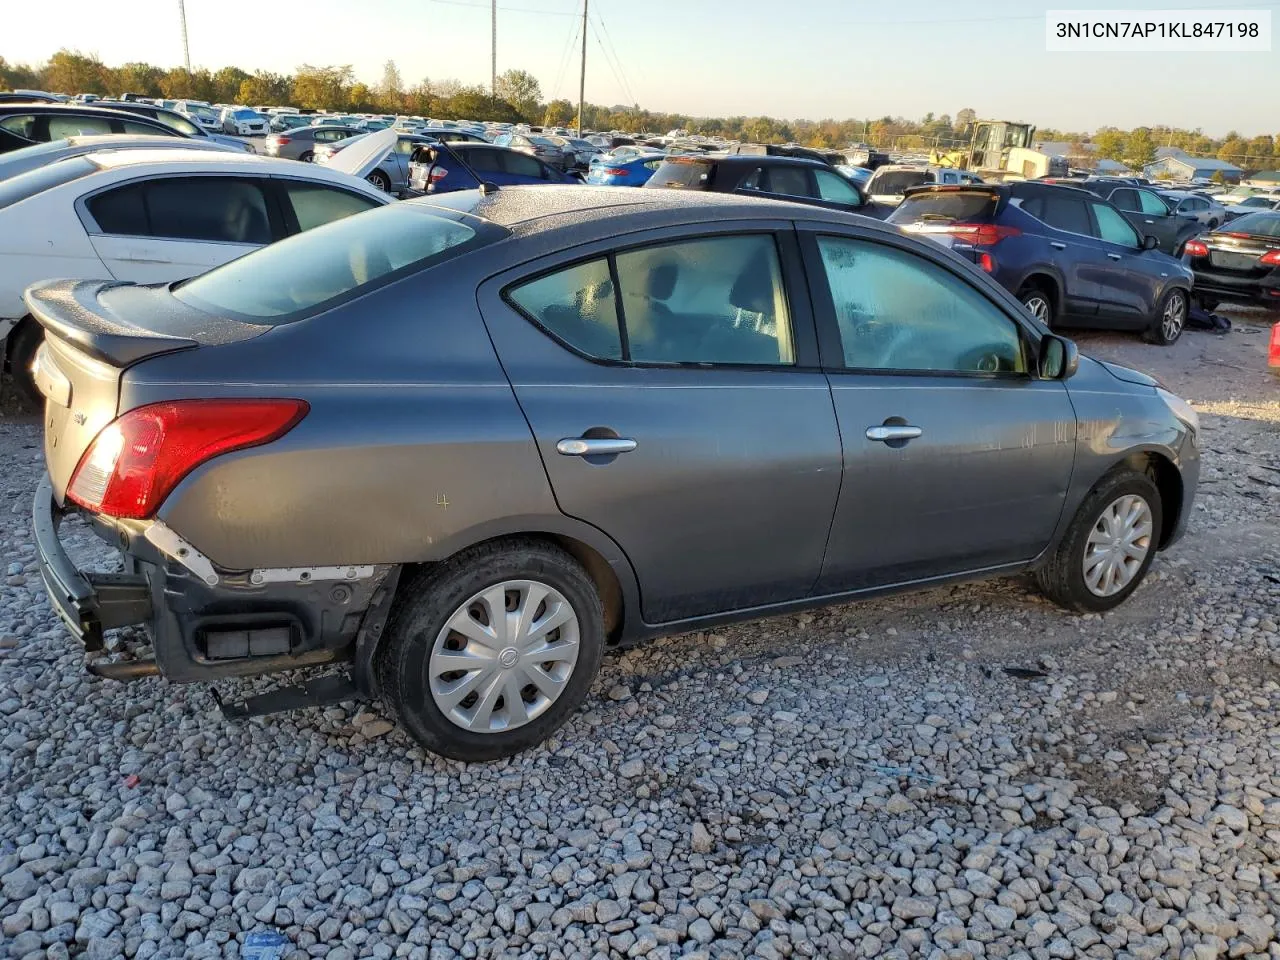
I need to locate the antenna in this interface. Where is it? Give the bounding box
[178,0,192,73]
[491,0,497,97]
[577,0,587,136]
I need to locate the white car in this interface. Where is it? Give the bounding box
[220,107,270,137]
[173,100,221,132]
[0,147,391,401]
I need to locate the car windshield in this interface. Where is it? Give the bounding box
[233,109,262,120]
[888,190,999,223]
[173,203,498,322]
[149,111,201,136]
[0,156,96,211]
[1221,212,1280,237]
[869,170,930,195]
[188,106,217,121]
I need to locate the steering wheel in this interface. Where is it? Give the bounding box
[958,344,1015,373]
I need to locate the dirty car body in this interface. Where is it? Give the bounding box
[31,187,1200,760]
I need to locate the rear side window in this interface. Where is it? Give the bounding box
[148,178,272,244]
[888,190,998,224]
[508,259,623,360]
[458,148,503,173]
[1110,188,1140,212]
[87,183,149,234]
[646,159,714,189]
[175,203,492,321]
[0,115,36,139]
[1027,193,1091,235]
[501,150,545,178]
[767,166,812,198]
[47,115,113,139]
[283,183,381,233]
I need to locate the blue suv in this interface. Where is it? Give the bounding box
[888,182,1194,344]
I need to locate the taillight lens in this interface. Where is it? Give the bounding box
[1259,249,1280,266]
[925,223,1021,246]
[272,136,291,145]
[67,399,308,519]
[603,167,628,176]
[1184,239,1209,257]
[429,166,449,182]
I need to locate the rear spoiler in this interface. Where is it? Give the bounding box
[24,279,197,367]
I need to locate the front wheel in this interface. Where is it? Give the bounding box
[1018,286,1055,327]
[376,540,605,761]
[1145,288,1186,345]
[1035,470,1163,613]
[366,170,391,192]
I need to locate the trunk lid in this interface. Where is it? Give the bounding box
[25,278,269,502]
[1203,231,1279,275]
[324,128,398,181]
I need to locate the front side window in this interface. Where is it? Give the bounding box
[1137,190,1169,215]
[1033,193,1092,235]
[817,235,1026,375]
[501,150,544,178]
[150,111,200,136]
[0,115,36,138]
[283,183,381,233]
[175,203,489,321]
[814,170,861,205]
[1091,202,1140,248]
[506,234,795,367]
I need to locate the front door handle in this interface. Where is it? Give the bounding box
[556,437,638,457]
[866,425,923,443]
[1050,241,1066,250]
[1143,219,1155,224]
[1107,252,1123,260]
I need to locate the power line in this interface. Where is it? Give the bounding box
[427,0,579,16]
[593,7,643,95]
[550,17,581,100]
[588,17,635,107]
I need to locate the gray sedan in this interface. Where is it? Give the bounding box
[262,124,361,163]
[30,187,1199,761]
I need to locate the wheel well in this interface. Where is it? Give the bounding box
[1017,274,1059,312]
[1118,452,1183,548]
[2,315,36,372]
[398,532,626,643]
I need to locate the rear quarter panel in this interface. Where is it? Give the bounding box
[0,194,105,317]
[122,267,564,571]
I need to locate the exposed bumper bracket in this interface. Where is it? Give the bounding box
[213,672,361,720]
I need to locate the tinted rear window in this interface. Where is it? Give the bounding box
[173,202,500,322]
[646,159,714,189]
[869,170,930,195]
[888,190,999,224]
[0,156,96,211]
[1223,213,1280,238]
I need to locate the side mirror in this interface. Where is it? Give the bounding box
[1038,334,1079,380]
[1142,235,1159,250]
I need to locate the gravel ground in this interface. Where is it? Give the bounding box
[1,314,1278,960]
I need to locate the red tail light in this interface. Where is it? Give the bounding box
[1183,239,1209,257]
[1260,249,1280,266]
[67,399,308,519]
[602,167,629,176]
[928,223,1021,246]
[429,166,449,182]
[272,136,291,145]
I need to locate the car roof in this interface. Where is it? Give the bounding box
[662,154,827,169]
[0,103,155,118]
[82,148,372,183]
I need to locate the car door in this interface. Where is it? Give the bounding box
[1086,199,1162,323]
[1132,188,1182,252]
[799,228,1077,592]
[477,223,843,624]
[82,175,279,283]
[1016,189,1107,318]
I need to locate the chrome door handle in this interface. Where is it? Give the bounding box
[556,437,637,456]
[1143,219,1154,224]
[866,425,922,442]
[1050,241,1066,250]
[1107,252,1123,260]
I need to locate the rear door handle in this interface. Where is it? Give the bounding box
[1143,219,1155,224]
[556,437,638,456]
[1050,241,1066,250]
[1107,252,1123,260]
[866,425,923,442]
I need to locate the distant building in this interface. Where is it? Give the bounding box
[1143,150,1242,182]
[1034,141,1132,174]
[1243,170,1280,187]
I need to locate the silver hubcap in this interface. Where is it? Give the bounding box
[428,580,580,733]
[1162,294,1185,341]
[1024,296,1050,322]
[368,173,386,190]
[1083,494,1153,597]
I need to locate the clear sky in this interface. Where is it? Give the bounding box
[5,0,1278,135]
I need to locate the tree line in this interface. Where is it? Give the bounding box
[2,50,1276,169]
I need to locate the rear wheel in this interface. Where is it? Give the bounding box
[366,170,391,192]
[1018,285,1055,326]
[4,318,42,408]
[1035,470,1163,613]
[376,540,605,761]
[1145,288,1187,345]
[298,150,314,163]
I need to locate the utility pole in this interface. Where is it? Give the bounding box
[491,0,497,98]
[178,0,192,73]
[577,0,588,136]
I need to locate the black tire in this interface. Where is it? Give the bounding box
[376,539,605,762]
[1144,287,1187,345]
[1035,470,1163,613]
[298,150,314,163]
[1207,219,1219,229]
[1018,285,1055,327]
[4,318,42,408]
[366,170,391,192]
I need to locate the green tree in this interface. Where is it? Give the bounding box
[543,99,574,126]
[113,61,164,97]
[238,72,291,107]
[42,50,109,96]
[0,56,42,91]
[494,68,541,121]
[291,64,354,111]
[1123,127,1156,167]
[379,59,403,112]
[348,82,376,111]
[954,107,977,133]
[1094,128,1127,161]
[211,66,251,103]
[1217,138,1248,166]
[1246,134,1274,164]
